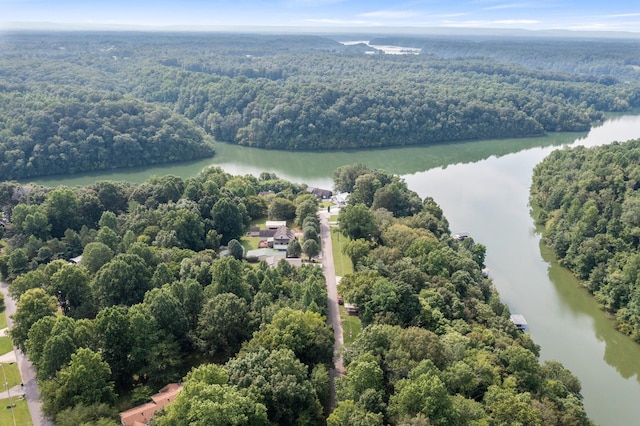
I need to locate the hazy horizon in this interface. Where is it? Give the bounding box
[1,0,639,34]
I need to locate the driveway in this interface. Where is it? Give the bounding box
[318,209,345,409]
[0,281,54,426]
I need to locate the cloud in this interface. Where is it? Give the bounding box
[436,13,468,18]
[603,13,640,18]
[483,2,535,11]
[358,10,421,19]
[305,18,370,25]
[285,0,345,7]
[565,20,640,31]
[565,23,613,30]
[493,19,539,24]
[443,19,539,27]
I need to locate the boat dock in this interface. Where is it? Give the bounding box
[510,314,528,331]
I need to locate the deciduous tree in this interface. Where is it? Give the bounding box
[11,288,57,352]
[339,203,379,241]
[196,293,252,358]
[227,348,323,425]
[41,348,116,417]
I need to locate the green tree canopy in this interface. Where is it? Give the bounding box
[10,288,58,352]
[211,198,246,245]
[226,348,323,426]
[82,242,115,275]
[92,253,151,307]
[244,307,333,369]
[339,203,379,241]
[41,348,116,417]
[196,293,252,358]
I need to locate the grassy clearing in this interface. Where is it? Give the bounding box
[340,305,362,346]
[0,362,22,389]
[0,306,6,330]
[0,395,32,426]
[240,237,261,252]
[330,228,353,278]
[0,336,13,356]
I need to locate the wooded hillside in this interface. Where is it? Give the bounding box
[1,31,639,180]
[531,139,640,341]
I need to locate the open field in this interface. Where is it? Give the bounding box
[0,395,32,426]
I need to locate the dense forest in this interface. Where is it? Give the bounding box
[0,166,592,424]
[371,36,640,83]
[1,31,640,180]
[0,85,215,179]
[531,139,640,342]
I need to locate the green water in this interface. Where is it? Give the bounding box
[31,114,640,425]
[31,130,579,189]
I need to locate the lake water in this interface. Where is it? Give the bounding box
[31,114,640,425]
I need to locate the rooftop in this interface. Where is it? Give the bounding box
[119,383,183,426]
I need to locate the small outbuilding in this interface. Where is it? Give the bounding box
[266,220,288,230]
[344,303,359,316]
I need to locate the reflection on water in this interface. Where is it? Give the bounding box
[31,129,581,188]
[541,241,640,382]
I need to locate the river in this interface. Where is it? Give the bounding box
[30,114,640,425]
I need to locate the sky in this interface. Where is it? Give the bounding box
[2,0,640,33]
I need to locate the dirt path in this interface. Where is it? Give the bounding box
[319,209,345,410]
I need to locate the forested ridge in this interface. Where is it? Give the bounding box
[371,36,640,83]
[1,31,640,180]
[0,165,592,424]
[0,85,215,180]
[531,139,640,342]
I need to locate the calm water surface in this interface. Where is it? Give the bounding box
[32,115,640,425]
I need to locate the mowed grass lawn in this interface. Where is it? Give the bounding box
[0,336,13,356]
[0,362,22,389]
[330,226,361,345]
[340,305,362,346]
[0,305,7,330]
[330,228,353,278]
[241,237,261,253]
[0,395,32,426]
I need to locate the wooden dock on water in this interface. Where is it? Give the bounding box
[510,314,528,331]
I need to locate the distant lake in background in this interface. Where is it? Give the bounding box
[33,114,640,426]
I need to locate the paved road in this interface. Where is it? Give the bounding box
[0,281,54,426]
[319,209,345,410]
